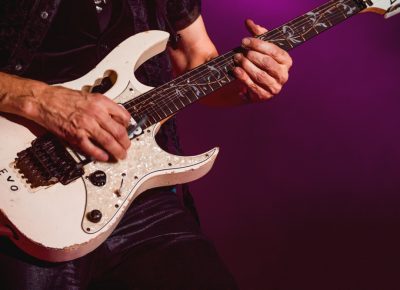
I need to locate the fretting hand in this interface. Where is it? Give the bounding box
[233,19,293,102]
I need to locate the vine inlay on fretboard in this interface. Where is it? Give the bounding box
[122,0,366,128]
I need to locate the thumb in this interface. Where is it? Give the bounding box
[245,19,268,36]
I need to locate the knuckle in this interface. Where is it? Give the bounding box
[246,50,256,61]
[287,56,294,68]
[87,103,103,115]
[72,114,87,128]
[254,40,265,51]
[270,83,282,95]
[239,74,248,83]
[280,71,289,84]
[125,108,131,116]
[75,131,87,145]
[277,49,286,59]
[93,94,110,106]
[260,55,272,68]
[255,71,269,84]
[102,134,114,145]
[235,67,248,81]
[237,55,247,66]
[115,126,127,139]
[270,46,284,60]
[259,91,272,100]
[123,109,131,119]
[92,93,104,100]
[249,82,259,93]
[80,115,95,128]
[275,68,289,84]
[265,42,276,53]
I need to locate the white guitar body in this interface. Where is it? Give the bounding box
[0,31,219,262]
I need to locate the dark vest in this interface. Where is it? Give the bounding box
[0,0,200,81]
[0,0,200,154]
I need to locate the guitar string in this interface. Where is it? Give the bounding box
[130,2,359,124]
[123,0,354,118]
[123,0,343,110]
[125,0,359,116]
[123,0,360,123]
[134,15,355,124]
[122,0,351,112]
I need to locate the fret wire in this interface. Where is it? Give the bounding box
[172,100,180,111]
[259,0,358,41]
[133,13,342,122]
[149,114,157,124]
[261,1,358,50]
[128,0,359,113]
[258,0,336,42]
[124,50,236,111]
[133,53,233,116]
[138,11,337,119]
[136,0,358,114]
[175,98,186,109]
[152,108,163,120]
[177,96,186,107]
[126,0,363,125]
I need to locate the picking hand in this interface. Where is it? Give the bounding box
[29,84,131,161]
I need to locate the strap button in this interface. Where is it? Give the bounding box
[14,64,23,71]
[40,11,49,20]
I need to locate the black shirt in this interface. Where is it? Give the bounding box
[24,0,133,84]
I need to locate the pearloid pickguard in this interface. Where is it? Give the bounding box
[0,31,219,262]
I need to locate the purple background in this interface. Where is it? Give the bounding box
[177,1,400,289]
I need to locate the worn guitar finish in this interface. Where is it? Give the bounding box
[0,0,398,262]
[0,31,219,262]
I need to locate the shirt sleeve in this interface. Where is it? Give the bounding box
[166,0,201,31]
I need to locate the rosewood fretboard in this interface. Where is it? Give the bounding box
[123,0,367,128]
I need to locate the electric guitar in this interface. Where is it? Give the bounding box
[0,0,398,262]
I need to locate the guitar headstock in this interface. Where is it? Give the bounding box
[363,0,400,18]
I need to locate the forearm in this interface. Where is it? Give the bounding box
[0,71,131,161]
[169,16,292,107]
[168,37,246,107]
[0,72,46,120]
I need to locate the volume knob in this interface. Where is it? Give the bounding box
[87,209,102,223]
[88,170,107,187]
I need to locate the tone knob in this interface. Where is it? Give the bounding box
[88,170,107,186]
[87,209,102,223]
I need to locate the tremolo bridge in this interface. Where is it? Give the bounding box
[14,134,84,188]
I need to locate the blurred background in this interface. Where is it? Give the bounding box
[177,0,400,289]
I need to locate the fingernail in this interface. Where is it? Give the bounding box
[233,67,242,76]
[242,38,251,46]
[233,53,241,63]
[100,153,109,162]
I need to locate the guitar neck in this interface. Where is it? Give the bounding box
[123,0,367,128]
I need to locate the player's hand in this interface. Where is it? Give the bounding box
[233,19,293,102]
[30,84,131,161]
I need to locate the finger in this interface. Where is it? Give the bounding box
[98,114,131,150]
[90,123,128,160]
[76,134,109,162]
[245,19,268,36]
[244,50,289,84]
[242,37,293,68]
[94,94,131,127]
[110,106,131,127]
[234,53,282,96]
[233,67,274,102]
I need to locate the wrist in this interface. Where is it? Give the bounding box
[21,79,48,122]
[0,72,48,121]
